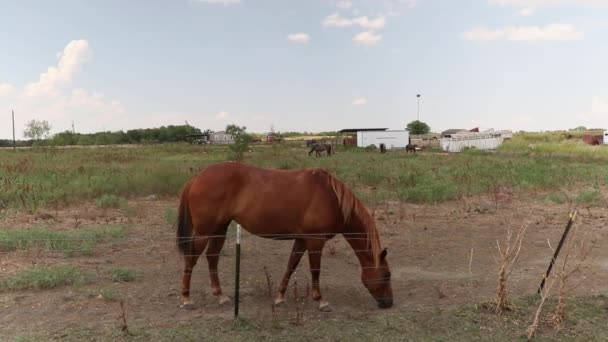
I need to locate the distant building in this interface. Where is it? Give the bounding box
[440,129,513,152]
[338,128,409,149]
[441,129,468,138]
[209,131,234,144]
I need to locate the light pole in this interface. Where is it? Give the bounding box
[416,94,421,121]
[12,110,15,150]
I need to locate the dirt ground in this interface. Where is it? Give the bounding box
[1,194,607,337]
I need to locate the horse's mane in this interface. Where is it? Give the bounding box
[324,171,381,267]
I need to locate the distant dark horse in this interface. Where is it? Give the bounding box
[406,144,417,153]
[380,143,387,154]
[309,144,332,157]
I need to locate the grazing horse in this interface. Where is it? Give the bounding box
[177,162,393,311]
[380,143,387,154]
[406,144,417,153]
[309,143,332,157]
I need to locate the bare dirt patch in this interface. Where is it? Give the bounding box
[2,195,607,338]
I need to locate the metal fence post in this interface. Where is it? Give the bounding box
[234,223,242,318]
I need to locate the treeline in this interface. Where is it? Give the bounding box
[50,125,202,146]
[0,139,35,147]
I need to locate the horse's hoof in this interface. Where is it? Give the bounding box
[274,297,285,306]
[180,303,196,310]
[319,301,333,312]
[218,295,231,305]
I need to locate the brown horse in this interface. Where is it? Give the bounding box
[176,162,393,311]
[308,143,332,157]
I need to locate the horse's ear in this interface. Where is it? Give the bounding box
[380,248,387,260]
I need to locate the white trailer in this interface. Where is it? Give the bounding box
[440,130,512,153]
[356,130,410,149]
[604,130,608,145]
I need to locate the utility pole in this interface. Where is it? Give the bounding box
[416,94,421,121]
[72,121,75,133]
[12,109,16,150]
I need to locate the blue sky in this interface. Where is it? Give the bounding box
[1,0,607,138]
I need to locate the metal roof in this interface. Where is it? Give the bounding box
[338,128,389,133]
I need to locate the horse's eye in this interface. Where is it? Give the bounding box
[384,272,391,278]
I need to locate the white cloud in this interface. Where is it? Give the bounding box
[0,40,127,137]
[353,31,382,46]
[23,39,92,97]
[518,7,536,15]
[576,96,608,125]
[463,24,583,42]
[489,0,608,8]
[323,13,386,29]
[336,1,352,10]
[513,115,535,126]
[489,0,608,14]
[399,0,417,8]
[287,32,311,43]
[215,111,229,119]
[352,97,368,105]
[591,96,608,115]
[192,0,240,5]
[0,83,15,97]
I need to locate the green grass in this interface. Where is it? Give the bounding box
[576,189,603,206]
[110,268,137,282]
[0,265,89,291]
[7,295,608,341]
[1,136,608,210]
[95,194,126,209]
[85,286,120,302]
[164,207,177,226]
[0,225,126,257]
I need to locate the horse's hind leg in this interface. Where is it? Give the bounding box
[275,239,306,306]
[181,236,209,308]
[305,239,332,312]
[206,225,230,305]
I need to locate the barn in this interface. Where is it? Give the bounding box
[339,128,410,149]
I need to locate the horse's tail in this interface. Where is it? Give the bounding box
[177,179,194,257]
[327,173,381,267]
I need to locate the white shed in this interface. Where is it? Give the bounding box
[356,130,410,149]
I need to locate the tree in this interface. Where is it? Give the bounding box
[406,120,431,135]
[23,119,52,141]
[226,124,252,161]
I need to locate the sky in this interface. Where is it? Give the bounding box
[1,0,607,139]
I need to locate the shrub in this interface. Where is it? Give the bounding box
[111,268,137,282]
[95,194,125,209]
[0,265,89,291]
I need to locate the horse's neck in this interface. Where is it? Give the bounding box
[343,217,375,267]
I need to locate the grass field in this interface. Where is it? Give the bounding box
[2,133,608,341]
[1,134,607,212]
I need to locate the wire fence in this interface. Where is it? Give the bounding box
[0,222,592,319]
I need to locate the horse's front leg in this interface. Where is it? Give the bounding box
[275,239,306,305]
[306,240,331,312]
[206,233,230,305]
[181,236,209,308]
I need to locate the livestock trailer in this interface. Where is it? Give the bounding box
[356,130,410,149]
[440,130,512,153]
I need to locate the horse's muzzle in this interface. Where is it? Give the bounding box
[377,298,393,309]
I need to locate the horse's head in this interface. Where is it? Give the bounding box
[361,248,393,309]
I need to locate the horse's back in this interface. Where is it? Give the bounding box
[186,163,343,235]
